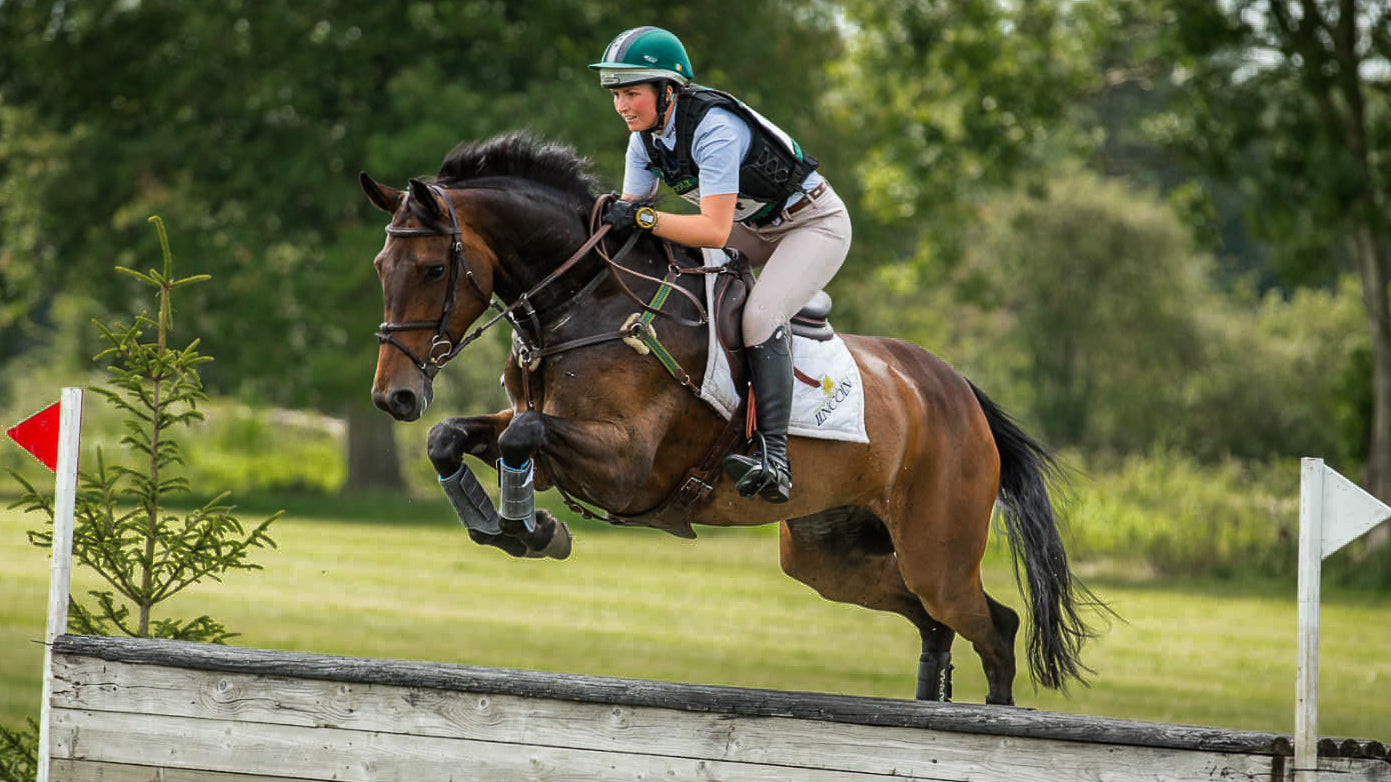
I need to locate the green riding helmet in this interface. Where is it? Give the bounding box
[589,26,693,88]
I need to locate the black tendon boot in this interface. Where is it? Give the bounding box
[722,326,794,503]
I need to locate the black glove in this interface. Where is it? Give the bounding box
[603,199,657,233]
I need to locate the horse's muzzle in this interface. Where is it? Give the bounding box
[372,383,432,422]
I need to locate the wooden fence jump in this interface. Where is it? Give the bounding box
[48,634,1390,782]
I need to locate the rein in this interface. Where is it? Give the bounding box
[377,186,720,383]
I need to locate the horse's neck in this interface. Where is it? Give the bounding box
[522,238,707,350]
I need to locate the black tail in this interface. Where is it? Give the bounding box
[969,381,1105,691]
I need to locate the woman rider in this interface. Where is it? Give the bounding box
[590,25,852,505]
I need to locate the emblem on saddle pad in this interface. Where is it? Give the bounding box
[813,372,856,427]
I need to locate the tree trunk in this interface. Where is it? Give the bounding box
[1317,0,1390,544]
[1350,226,1391,547]
[344,401,406,492]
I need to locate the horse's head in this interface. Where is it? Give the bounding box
[361,173,498,421]
[362,133,609,421]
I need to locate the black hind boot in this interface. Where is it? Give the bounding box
[722,326,793,503]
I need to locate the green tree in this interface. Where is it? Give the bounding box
[828,0,1092,274]
[3,217,279,777]
[951,170,1366,463]
[0,719,36,782]
[1150,0,1391,498]
[955,171,1211,450]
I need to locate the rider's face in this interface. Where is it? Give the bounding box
[611,84,664,131]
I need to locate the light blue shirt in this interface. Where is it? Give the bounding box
[622,105,823,214]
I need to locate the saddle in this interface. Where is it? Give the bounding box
[712,250,834,392]
[577,247,839,537]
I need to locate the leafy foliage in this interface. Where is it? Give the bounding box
[0,718,36,782]
[865,169,1369,466]
[1142,0,1391,497]
[956,171,1209,449]
[829,0,1093,272]
[8,217,279,642]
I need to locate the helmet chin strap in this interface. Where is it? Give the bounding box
[647,82,676,133]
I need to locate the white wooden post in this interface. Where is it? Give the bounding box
[1295,458,1324,782]
[37,387,83,782]
[1294,457,1391,782]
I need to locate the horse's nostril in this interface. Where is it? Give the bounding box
[391,389,418,416]
[371,390,391,414]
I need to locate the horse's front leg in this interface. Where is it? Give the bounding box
[428,410,571,560]
[427,410,512,476]
[500,410,655,510]
[493,411,576,558]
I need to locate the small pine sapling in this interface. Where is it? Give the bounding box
[9,216,281,644]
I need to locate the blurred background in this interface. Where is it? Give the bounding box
[1,0,1388,742]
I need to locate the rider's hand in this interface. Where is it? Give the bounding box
[603,199,658,234]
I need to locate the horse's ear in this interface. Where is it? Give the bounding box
[407,178,443,221]
[360,171,403,213]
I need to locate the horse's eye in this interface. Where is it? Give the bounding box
[425,265,446,281]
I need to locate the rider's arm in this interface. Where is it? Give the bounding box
[621,133,660,201]
[642,194,735,247]
[624,108,745,248]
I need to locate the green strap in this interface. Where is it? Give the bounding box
[637,282,691,384]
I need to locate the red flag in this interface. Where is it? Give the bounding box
[6,401,61,472]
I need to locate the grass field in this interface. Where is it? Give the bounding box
[2,489,1389,744]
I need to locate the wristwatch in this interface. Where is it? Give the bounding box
[635,206,659,231]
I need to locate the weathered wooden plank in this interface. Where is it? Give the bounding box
[52,708,950,782]
[50,656,1285,782]
[50,758,294,782]
[1310,758,1391,782]
[49,634,1303,757]
[47,731,1391,782]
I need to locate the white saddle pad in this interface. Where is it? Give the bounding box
[696,249,869,444]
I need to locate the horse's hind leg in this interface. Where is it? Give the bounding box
[892,494,1020,705]
[984,593,1020,700]
[779,507,958,701]
[908,568,1019,705]
[916,618,956,702]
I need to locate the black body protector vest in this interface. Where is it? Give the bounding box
[639,86,819,225]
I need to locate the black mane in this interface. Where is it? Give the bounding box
[435,132,599,203]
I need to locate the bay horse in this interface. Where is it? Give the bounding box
[362,132,1099,705]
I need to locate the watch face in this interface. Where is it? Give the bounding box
[637,207,658,229]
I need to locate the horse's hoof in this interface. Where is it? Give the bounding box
[540,520,572,560]
[523,509,572,560]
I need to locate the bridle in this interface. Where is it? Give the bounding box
[375,184,714,383]
[375,183,614,379]
[375,184,488,379]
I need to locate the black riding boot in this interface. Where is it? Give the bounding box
[722,326,793,503]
